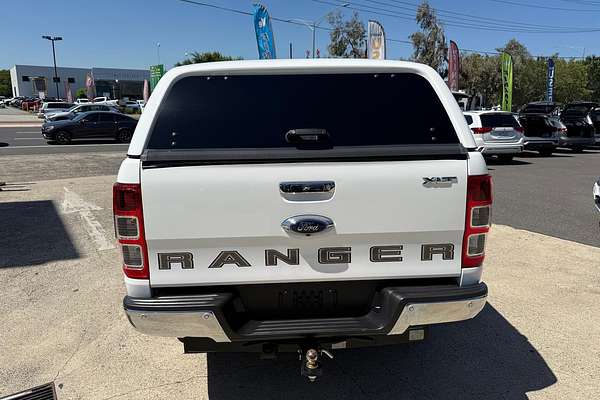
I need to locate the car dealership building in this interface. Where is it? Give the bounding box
[9,65,150,100]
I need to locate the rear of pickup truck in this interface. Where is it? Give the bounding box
[114,60,491,374]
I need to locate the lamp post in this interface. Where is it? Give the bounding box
[157,42,161,65]
[291,3,349,58]
[42,35,62,98]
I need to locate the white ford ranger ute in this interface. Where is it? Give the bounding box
[114,59,491,380]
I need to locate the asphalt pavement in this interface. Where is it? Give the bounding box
[0,126,129,155]
[489,149,600,247]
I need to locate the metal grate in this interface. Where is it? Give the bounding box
[0,382,57,400]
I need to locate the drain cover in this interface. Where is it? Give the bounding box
[0,383,56,400]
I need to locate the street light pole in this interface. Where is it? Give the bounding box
[291,3,349,59]
[42,35,63,98]
[157,42,161,65]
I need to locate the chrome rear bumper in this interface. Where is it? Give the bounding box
[124,283,487,342]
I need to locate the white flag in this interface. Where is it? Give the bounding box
[367,20,386,60]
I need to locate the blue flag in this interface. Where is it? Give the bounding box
[547,58,555,102]
[253,3,276,59]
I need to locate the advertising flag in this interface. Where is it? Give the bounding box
[447,40,460,91]
[85,72,95,100]
[547,58,555,102]
[65,80,73,103]
[501,53,513,112]
[253,3,276,59]
[150,64,165,91]
[367,20,386,60]
[143,79,150,102]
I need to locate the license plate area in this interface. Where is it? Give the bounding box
[236,281,378,319]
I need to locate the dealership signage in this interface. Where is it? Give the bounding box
[150,64,165,91]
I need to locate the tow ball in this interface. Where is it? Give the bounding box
[300,348,334,382]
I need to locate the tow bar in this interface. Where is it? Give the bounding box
[300,348,334,382]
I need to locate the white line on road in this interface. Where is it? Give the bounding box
[0,143,127,149]
[13,137,42,140]
[61,187,115,251]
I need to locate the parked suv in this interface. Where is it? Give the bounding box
[37,101,74,118]
[518,114,562,156]
[519,101,561,116]
[46,104,118,121]
[559,102,597,151]
[463,111,524,162]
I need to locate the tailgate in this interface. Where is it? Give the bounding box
[142,160,467,286]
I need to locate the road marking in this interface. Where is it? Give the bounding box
[15,131,40,134]
[13,138,42,140]
[61,187,115,251]
[0,143,127,149]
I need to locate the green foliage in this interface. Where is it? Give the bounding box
[554,59,590,103]
[585,56,600,103]
[174,51,242,67]
[75,88,87,99]
[460,39,592,109]
[409,2,447,74]
[0,69,11,97]
[326,11,366,58]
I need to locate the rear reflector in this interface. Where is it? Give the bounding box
[472,127,493,134]
[462,175,493,268]
[113,183,149,279]
[515,127,524,133]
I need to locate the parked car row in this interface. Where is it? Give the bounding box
[41,111,138,144]
[462,100,600,161]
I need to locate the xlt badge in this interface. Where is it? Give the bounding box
[422,176,458,188]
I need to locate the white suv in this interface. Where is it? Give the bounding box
[464,111,524,162]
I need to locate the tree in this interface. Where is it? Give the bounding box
[585,56,600,103]
[174,51,241,67]
[554,59,590,103]
[409,1,447,74]
[75,88,87,99]
[326,11,366,58]
[460,53,501,107]
[0,69,11,97]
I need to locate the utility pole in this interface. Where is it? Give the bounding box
[42,35,63,98]
[289,42,293,59]
[291,3,349,59]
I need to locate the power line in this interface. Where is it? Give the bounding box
[314,0,600,33]
[486,0,600,12]
[174,0,590,59]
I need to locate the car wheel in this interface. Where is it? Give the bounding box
[497,154,514,162]
[54,131,71,145]
[571,146,584,153]
[539,149,553,157]
[117,129,133,143]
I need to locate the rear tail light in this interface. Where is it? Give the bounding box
[515,127,524,133]
[113,183,149,279]
[462,175,493,268]
[471,127,493,134]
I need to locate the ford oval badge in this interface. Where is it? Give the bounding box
[281,215,334,236]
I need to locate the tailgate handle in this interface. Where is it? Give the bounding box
[280,181,335,194]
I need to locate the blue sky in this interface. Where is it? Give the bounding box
[2,0,599,70]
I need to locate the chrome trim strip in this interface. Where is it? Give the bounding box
[388,296,487,335]
[125,310,231,342]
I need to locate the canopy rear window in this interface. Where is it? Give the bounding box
[146,73,459,155]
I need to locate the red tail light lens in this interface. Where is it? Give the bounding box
[113,183,149,279]
[463,175,493,268]
[515,127,524,133]
[471,127,493,134]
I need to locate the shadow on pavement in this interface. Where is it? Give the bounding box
[486,158,532,166]
[207,304,556,399]
[517,151,572,159]
[47,140,125,146]
[0,200,79,268]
